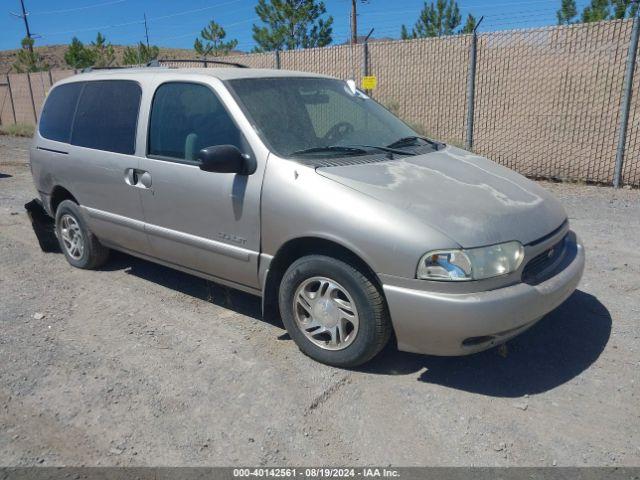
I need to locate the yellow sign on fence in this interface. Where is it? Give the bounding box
[362,75,377,90]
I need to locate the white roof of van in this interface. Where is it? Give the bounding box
[66,67,334,82]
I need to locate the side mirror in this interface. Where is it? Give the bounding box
[197,145,256,175]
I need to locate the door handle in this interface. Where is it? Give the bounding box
[125,168,138,186]
[125,169,152,189]
[139,171,152,188]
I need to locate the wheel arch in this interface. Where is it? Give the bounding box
[49,186,78,216]
[261,236,386,323]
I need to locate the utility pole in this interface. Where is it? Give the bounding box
[351,0,358,44]
[10,0,34,53]
[144,13,150,49]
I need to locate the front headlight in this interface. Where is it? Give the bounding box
[417,241,524,281]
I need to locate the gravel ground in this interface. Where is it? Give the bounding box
[1,135,638,467]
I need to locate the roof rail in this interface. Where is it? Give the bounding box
[158,58,249,68]
[81,65,133,73]
[79,56,248,74]
[80,61,157,73]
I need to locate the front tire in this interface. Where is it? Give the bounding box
[55,200,109,269]
[279,255,391,367]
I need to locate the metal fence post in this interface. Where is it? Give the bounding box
[362,41,370,95]
[361,29,374,96]
[465,19,483,151]
[26,73,37,124]
[362,41,369,77]
[6,75,16,125]
[614,13,640,188]
[275,49,281,69]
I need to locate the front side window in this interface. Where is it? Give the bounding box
[71,80,141,155]
[39,82,83,143]
[148,82,243,162]
[228,77,417,157]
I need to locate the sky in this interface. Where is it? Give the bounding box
[1,0,595,52]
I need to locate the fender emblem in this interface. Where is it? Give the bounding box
[217,232,247,246]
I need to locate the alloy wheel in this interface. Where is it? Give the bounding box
[60,214,85,260]
[293,276,359,350]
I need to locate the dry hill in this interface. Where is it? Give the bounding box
[0,44,226,74]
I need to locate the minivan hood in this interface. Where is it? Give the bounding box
[316,146,567,248]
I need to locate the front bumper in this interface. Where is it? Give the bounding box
[383,233,585,356]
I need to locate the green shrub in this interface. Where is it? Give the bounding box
[0,123,35,137]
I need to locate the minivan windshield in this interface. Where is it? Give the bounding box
[228,77,419,158]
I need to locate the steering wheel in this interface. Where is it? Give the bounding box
[323,122,355,144]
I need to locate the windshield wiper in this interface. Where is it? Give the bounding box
[386,136,443,150]
[344,144,417,156]
[291,145,369,156]
[291,144,416,158]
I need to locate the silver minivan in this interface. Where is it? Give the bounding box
[30,67,585,367]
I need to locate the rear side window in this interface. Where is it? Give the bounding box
[148,82,243,162]
[39,82,83,142]
[71,80,141,155]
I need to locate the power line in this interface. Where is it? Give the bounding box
[362,7,558,19]
[155,17,258,42]
[121,4,258,41]
[150,0,247,22]
[38,0,249,37]
[39,19,144,37]
[460,0,563,8]
[30,0,126,16]
[483,10,560,20]
[358,12,557,31]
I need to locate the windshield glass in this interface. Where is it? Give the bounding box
[227,77,418,157]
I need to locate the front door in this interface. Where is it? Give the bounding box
[138,81,263,290]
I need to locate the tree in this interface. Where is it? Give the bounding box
[122,42,159,65]
[461,14,477,34]
[400,0,466,39]
[64,37,95,69]
[194,20,238,57]
[13,37,48,73]
[610,0,639,18]
[581,0,611,22]
[251,0,334,52]
[91,32,116,67]
[557,0,578,24]
[578,0,638,22]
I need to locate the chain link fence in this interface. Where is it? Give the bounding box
[475,20,634,185]
[1,19,638,186]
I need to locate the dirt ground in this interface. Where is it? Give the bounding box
[1,135,638,467]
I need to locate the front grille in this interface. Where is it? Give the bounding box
[522,236,566,283]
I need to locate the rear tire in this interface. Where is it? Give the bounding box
[55,200,109,269]
[279,255,391,367]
